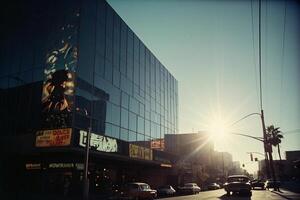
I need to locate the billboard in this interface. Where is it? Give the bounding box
[41,9,79,129]
[79,130,118,153]
[36,128,72,147]
[129,144,153,161]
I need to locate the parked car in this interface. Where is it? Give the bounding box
[223,175,252,196]
[207,183,221,190]
[251,180,266,190]
[265,180,281,190]
[157,185,176,196]
[120,182,157,200]
[178,183,201,194]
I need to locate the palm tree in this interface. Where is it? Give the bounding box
[266,125,284,190]
[266,125,284,161]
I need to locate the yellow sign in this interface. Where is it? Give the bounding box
[36,128,72,147]
[129,144,153,160]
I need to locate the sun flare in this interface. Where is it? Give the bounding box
[206,115,233,151]
[208,117,228,137]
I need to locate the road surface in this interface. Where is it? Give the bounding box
[158,189,300,200]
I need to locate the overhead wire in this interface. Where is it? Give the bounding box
[279,0,287,126]
[251,0,260,112]
[264,0,268,113]
[259,0,263,111]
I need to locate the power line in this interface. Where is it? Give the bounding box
[259,0,263,110]
[263,0,269,113]
[279,0,287,125]
[251,0,260,111]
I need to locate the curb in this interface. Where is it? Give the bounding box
[271,190,300,200]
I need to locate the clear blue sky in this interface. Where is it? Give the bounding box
[107,0,300,173]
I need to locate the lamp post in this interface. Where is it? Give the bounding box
[230,111,271,179]
[76,108,91,200]
[83,126,91,200]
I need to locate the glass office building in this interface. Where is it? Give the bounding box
[0,0,178,197]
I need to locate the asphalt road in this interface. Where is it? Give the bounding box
[158,189,300,200]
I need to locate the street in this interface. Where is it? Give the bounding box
[158,189,300,200]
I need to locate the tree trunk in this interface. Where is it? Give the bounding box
[268,151,278,191]
[277,145,283,182]
[277,145,282,161]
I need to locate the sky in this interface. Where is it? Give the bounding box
[107,0,300,174]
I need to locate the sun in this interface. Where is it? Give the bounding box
[206,115,232,151]
[208,117,228,138]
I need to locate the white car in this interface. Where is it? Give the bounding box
[179,183,201,194]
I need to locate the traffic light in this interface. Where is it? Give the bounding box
[250,153,253,161]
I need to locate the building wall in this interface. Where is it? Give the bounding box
[165,132,215,185]
[0,0,179,195]
[165,132,214,164]
[0,0,178,147]
[0,0,82,136]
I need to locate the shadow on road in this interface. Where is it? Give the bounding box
[218,193,252,200]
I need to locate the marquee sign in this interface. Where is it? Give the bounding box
[79,130,118,153]
[129,144,153,161]
[36,128,72,147]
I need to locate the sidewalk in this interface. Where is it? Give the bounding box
[271,189,300,200]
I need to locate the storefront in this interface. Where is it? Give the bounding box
[16,130,176,197]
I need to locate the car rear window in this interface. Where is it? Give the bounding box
[228,177,249,182]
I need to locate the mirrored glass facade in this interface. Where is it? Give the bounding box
[74,0,178,145]
[0,0,178,148]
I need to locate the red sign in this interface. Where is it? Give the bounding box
[36,128,72,147]
[150,139,165,150]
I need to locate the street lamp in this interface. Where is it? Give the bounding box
[229,111,271,179]
[76,107,91,200]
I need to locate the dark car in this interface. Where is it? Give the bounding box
[251,180,266,190]
[223,175,252,196]
[120,182,157,200]
[265,180,281,190]
[157,185,176,196]
[178,183,201,194]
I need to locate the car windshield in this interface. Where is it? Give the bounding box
[159,185,170,189]
[184,183,195,187]
[228,177,249,183]
[140,184,150,190]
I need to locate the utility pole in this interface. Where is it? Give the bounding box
[260,110,270,179]
[83,126,91,200]
[222,152,225,182]
[78,107,92,200]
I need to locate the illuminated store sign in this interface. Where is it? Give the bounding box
[25,163,41,170]
[36,128,72,147]
[129,144,153,161]
[79,130,118,152]
[49,163,74,168]
[48,163,84,170]
[150,139,165,150]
